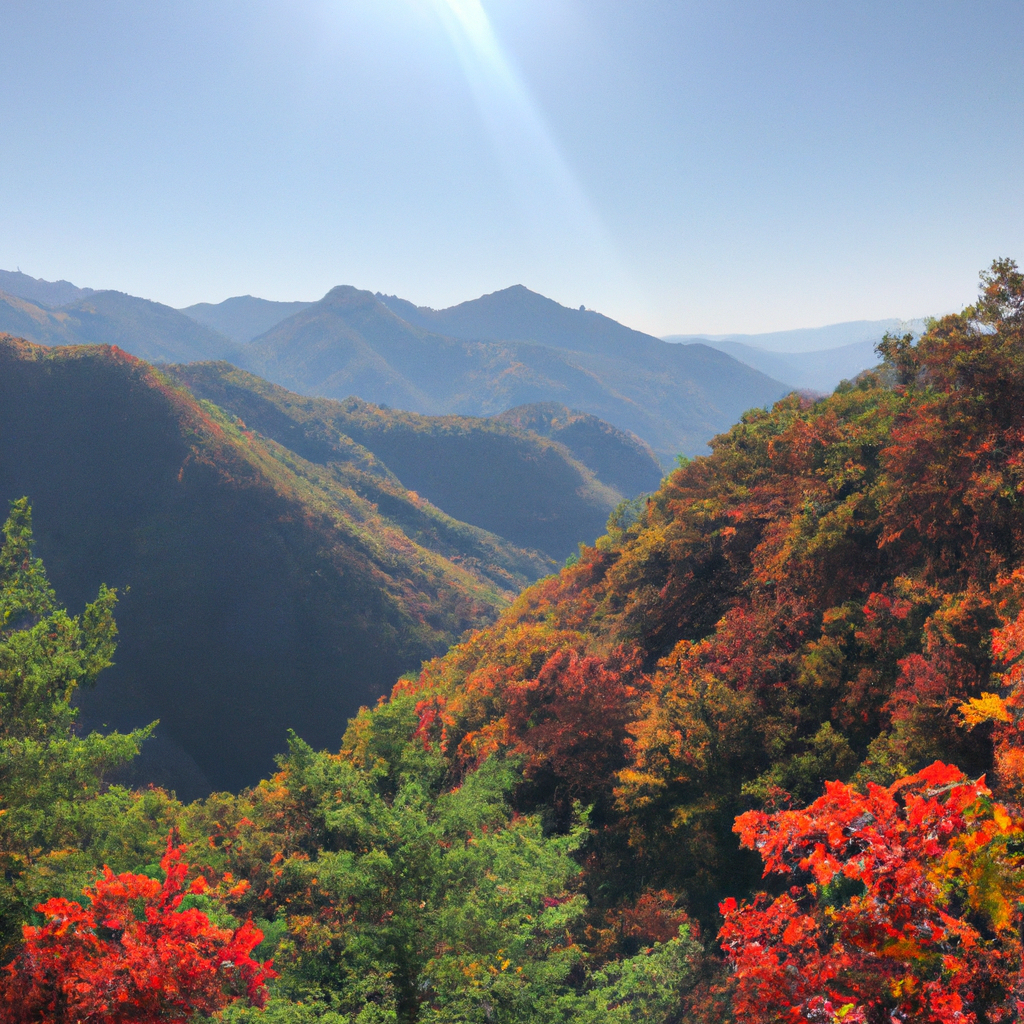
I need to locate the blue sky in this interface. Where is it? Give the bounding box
[1,1,1022,334]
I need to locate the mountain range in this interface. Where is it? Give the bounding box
[241,284,789,463]
[0,332,670,795]
[167,362,660,560]
[665,317,930,392]
[181,295,313,344]
[0,271,791,464]
[0,287,240,364]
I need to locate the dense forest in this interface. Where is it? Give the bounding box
[4,260,1024,1021]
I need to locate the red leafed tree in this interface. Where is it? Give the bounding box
[504,647,639,802]
[0,840,274,1024]
[718,761,1024,1024]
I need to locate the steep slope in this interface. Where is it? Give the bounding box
[245,286,789,463]
[169,362,620,561]
[55,291,241,363]
[0,268,94,307]
[0,290,239,363]
[0,336,529,797]
[375,264,1024,926]
[181,295,313,344]
[0,291,81,345]
[494,402,663,496]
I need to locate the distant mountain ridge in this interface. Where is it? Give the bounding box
[666,318,931,392]
[245,285,789,463]
[0,288,239,364]
[664,317,930,354]
[379,284,665,356]
[0,268,95,307]
[1,269,793,460]
[181,295,314,344]
[706,339,881,393]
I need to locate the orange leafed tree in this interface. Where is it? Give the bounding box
[0,839,274,1024]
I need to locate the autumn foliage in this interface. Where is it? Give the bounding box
[6,260,1024,1020]
[0,840,273,1023]
[720,762,1024,1023]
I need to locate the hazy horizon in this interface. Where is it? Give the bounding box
[0,266,939,344]
[2,1,1022,334]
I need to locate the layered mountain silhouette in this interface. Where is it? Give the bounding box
[0,336,554,797]
[700,338,883,393]
[244,285,789,463]
[0,268,95,307]
[170,363,645,560]
[494,402,662,497]
[0,289,239,364]
[181,295,313,344]
[666,318,930,392]
[2,270,792,462]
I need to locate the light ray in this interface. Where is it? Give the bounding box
[430,0,619,271]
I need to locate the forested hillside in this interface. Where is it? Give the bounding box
[494,402,663,497]
[0,271,790,462]
[170,362,643,560]
[246,285,788,464]
[0,338,544,796]
[4,262,1024,1022]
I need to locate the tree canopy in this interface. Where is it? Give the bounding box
[5,260,1024,1020]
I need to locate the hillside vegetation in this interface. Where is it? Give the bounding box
[495,402,663,497]
[171,362,638,561]
[5,263,1024,1022]
[0,272,790,462]
[0,337,543,796]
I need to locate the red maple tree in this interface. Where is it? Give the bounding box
[0,839,275,1024]
[719,762,1024,1023]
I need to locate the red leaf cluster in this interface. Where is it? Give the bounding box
[504,647,639,801]
[0,840,275,1024]
[719,762,1024,1023]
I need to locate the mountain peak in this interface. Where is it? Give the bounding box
[321,285,379,306]
[0,268,95,308]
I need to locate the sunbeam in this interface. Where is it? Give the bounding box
[429,0,618,269]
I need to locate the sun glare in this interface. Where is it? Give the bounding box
[428,0,618,270]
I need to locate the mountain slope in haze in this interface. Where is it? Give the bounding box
[0,291,82,345]
[663,317,930,353]
[181,295,313,344]
[245,285,789,464]
[0,289,240,363]
[0,336,533,798]
[170,362,623,561]
[707,338,882,392]
[678,320,930,392]
[0,268,95,307]
[378,284,661,355]
[494,402,663,497]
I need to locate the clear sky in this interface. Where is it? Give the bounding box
[1,1,1022,334]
